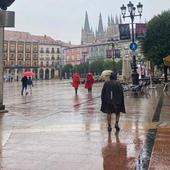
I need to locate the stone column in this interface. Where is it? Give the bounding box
[43,68,46,80]
[49,68,51,79]
[6,69,9,80]
[0,11,15,105]
[37,68,40,80]
[14,68,17,81]
[0,27,5,110]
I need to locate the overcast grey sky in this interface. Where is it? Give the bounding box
[7,0,170,44]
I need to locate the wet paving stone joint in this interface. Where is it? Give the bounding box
[152,93,164,122]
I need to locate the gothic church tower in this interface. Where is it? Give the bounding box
[96,13,106,42]
[81,12,122,44]
[106,14,122,40]
[81,11,95,44]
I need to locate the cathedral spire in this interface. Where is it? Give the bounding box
[84,11,90,32]
[119,14,122,24]
[111,15,114,25]
[115,15,119,24]
[108,16,111,26]
[98,13,104,33]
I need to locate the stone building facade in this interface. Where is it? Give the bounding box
[4,31,39,81]
[4,31,65,81]
[65,46,81,66]
[32,35,63,80]
[65,41,131,66]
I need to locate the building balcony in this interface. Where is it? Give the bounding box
[17,50,24,53]
[4,65,40,69]
[9,49,16,52]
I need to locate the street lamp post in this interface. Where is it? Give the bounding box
[120,1,143,85]
[0,0,15,112]
[107,39,115,71]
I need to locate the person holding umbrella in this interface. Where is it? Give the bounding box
[27,77,33,94]
[23,71,35,77]
[101,72,125,132]
[21,71,35,96]
[84,73,95,93]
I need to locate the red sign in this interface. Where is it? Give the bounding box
[135,23,147,39]
[106,49,113,58]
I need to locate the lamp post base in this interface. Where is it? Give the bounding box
[132,71,139,85]
[0,104,8,113]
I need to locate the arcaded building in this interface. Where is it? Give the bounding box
[32,35,63,80]
[4,30,64,81]
[4,31,39,81]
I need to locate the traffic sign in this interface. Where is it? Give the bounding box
[130,42,138,51]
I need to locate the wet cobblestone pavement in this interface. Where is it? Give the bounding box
[149,128,170,170]
[149,92,170,170]
[0,80,167,170]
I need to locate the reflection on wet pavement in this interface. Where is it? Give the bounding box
[102,132,130,170]
[0,81,161,169]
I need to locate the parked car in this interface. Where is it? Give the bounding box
[94,75,103,83]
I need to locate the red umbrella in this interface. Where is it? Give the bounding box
[22,71,35,77]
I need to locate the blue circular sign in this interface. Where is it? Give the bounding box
[130,42,138,51]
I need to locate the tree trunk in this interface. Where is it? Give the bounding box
[164,65,168,82]
[150,61,155,77]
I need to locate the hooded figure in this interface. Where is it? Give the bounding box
[72,73,80,94]
[101,72,125,132]
[84,73,95,92]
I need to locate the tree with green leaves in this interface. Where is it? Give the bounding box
[90,59,104,74]
[142,10,170,81]
[114,60,122,74]
[62,64,73,78]
[103,60,114,70]
[62,59,123,79]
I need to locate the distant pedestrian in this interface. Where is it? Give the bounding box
[21,76,28,96]
[101,72,125,132]
[27,77,33,94]
[71,73,80,94]
[84,73,95,93]
[141,65,146,78]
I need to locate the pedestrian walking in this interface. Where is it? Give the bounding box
[101,72,125,132]
[21,76,28,96]
[84,72,95,93]
[71,73,80,94]
[27,77,33,94]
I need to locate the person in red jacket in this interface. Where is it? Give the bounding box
[72,73,80,94]
[85,73,95,93]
